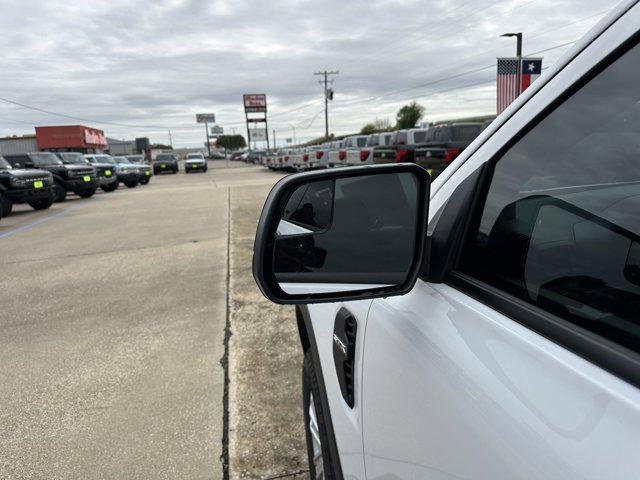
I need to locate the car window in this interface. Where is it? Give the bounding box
[356,137,367,148]
[366,135,379,147]
[412,130,427,144]
[459,40,640,354]
[451,124,481,141]
[434,128,448,141]
[396,131,407,145]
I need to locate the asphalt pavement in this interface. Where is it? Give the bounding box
[0,161,290,479]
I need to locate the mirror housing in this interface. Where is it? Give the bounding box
[253,164,430,304]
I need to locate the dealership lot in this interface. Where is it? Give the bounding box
[0,162,305,479]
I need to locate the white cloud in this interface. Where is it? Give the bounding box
[0,0,614,146]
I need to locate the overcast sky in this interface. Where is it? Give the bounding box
[0,0,614,147]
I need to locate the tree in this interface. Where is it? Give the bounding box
[395,102,425,129]
[360,123,377,135]
[149,143,172,150]
[374,117,393,132]
[216,135,247,151]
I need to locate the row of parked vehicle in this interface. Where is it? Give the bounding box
[0,151,208,223]
[255,120,490,179]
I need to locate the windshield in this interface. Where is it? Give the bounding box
[30,153,63,166]
[126,155,146,163]
[0,156,12,170]
[93,155,116,165]
[186,153,204,159]
[58,152,88,164]
[156,154,174,161]
[115,157,132,164]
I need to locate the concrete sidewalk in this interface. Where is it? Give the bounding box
[228,184,309,480]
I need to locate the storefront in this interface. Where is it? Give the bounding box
[35,125,108,153]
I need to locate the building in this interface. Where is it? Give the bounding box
[35,125,107,153]
[0,135,39,156]
[107,138,136,156]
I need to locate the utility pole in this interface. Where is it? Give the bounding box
[273,129,276,151]
[501,32,523,97]
[314,70,339,140]
[168,129,173,148]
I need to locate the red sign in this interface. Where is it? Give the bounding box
[35,125,107,149]
[243,94,267,112]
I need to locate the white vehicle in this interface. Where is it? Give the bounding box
[294,146,324,171]
[314,142,332,169]
[341,135,368,166]
[326,140,344,167]
[253,2,640,478]
[184,152,207,173]
[359,132,394,165]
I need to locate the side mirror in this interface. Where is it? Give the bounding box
[253,164,430,304]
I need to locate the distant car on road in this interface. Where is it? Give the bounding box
[0,155,54,216]
[414,123,482,178]
[154,153,179,174]
[184,152,208,173]
[61,152,119,193]
[4,152,97,202]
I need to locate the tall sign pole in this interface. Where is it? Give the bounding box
[243,94,268,151]
[314,70,339,140]
[196,113,216,157]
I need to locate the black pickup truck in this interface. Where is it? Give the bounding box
[0,156,55,217]
[413,123,483,179]
[59,152,118,192]
[4,152,98,202]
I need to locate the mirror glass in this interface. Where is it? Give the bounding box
[274,172,420,295]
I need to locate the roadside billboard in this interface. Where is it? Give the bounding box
[249,129,267,141]
[196,113,216,123]
[243,94,267,113]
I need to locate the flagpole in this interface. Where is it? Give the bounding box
[501,32,523,97]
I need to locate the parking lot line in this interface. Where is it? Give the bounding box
[0,204,85,239]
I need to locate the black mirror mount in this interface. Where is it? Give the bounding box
[253,164,431,304]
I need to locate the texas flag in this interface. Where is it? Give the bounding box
[520,58,543,92]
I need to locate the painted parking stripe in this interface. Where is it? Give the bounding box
[0,205,84,239]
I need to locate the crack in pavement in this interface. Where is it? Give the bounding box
[0,238,214,265]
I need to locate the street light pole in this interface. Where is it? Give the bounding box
[501,32,523,97]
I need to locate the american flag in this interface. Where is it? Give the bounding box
[497,58,519,114]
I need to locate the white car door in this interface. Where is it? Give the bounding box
[362,4,640,478]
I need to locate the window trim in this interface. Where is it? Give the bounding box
[443,31,640,389]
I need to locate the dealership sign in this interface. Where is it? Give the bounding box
[196,113,216,123]
[83,129,107,146]
[243,94,267,113]
[211,125,224,135]
[249,128,267,141]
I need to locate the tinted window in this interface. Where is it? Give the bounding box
[412,130,427,144]
[396,132,407,145]
[156,154,174,161]
[460,41,640,354]
[356,137,367,148]
[0,157,12,169]
[30,153,62,166]
[366,135,379,147]
[434,128,448,141]
[451,124,481,141]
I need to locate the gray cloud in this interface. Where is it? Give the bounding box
[0,0,613,146]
